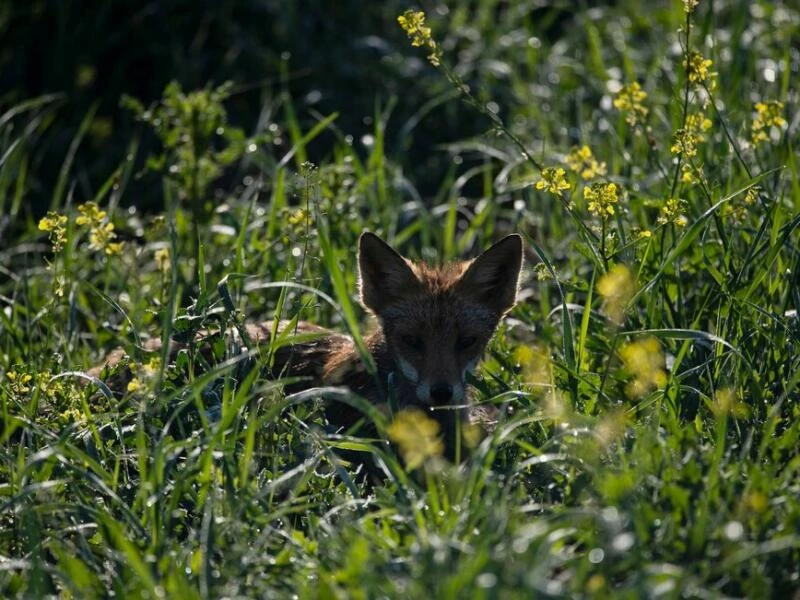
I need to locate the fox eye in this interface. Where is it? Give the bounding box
[457,336,477,350]
[402,335,425,352]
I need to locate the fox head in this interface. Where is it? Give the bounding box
[358,232,523,408]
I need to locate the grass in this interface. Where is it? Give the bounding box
[2,1,799,597]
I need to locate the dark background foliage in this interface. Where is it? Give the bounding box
[2,0,504,217]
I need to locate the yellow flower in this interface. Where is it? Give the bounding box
[683,0,699,13]
[38,211,69,252]
[565,145,607,180]
[597,264,636,324]
[38,213,66,232]
[7,371,33,395]
[744,186,760,205]
[685,112,712,136]
[670,129,698,157]
[723,185,761,223]
[127,378,143,394]
[533,262,554,281]
[680,163,699,185]
[397,10,442,66]
[584,182,619,218]
[685,51,714,85]
[105,241,125,256]
[154,247,171,273]
[36,371,63,399]
[57,406,84,428]
[76,202,107,227]
[397,10,430,47]
[144,356,161,376]
[620,337,668,397]
[657,197,688,227]
[387,409,444,469]
[535,167,571,197]
[288,208,308,227]
[613,82,649,126]
[76,201,123,256]
[88,222,116,252]
[751,101,786,147]
[670,113,712,157]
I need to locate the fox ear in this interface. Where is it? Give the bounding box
[358,232,420,313]
[456,234,523,315]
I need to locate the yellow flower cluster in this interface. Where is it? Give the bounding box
[6,371,34,395]
[38,212,69,252]
[657,197,689,227]
[584,182,619,218]
[533,262,554,281]
[90,223,119,254]
[685,51,714,85]
[670,112,712,157]
[680,163,702,185]
[397,10,442,66]
[76,202,124,255]
[39,202,124,258]
[535,167,571,197]
[6,370,70,399]
[288,208,308,227]
[613,82,649,126]
[683,0,699,13]
[620,337,668,397]
[751,100,786,147]
[723,185,760,223]
[127,378,144,393]
[565,145,607,180]
[597,264,636,324]
[744,186,760,205]
[75,201,106,226]
[126,356,161,395]
[387,408,444,469]
[670,130,697,158]
[686,112,712,137]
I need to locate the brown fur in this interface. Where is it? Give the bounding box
[92,232,524,459]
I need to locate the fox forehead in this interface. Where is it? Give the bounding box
[379,293,497,335]
[376,259,499,334]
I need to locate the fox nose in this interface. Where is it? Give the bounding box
[429,383,453,404]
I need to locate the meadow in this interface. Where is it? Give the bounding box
[1,1,799,597]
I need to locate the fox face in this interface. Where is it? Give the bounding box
[358,232,523,409]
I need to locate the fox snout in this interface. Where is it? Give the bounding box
[414,378,464,407]
[430,383,454,403]
[395,351,468,406]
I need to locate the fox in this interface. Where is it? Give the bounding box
[93,232,524,460]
